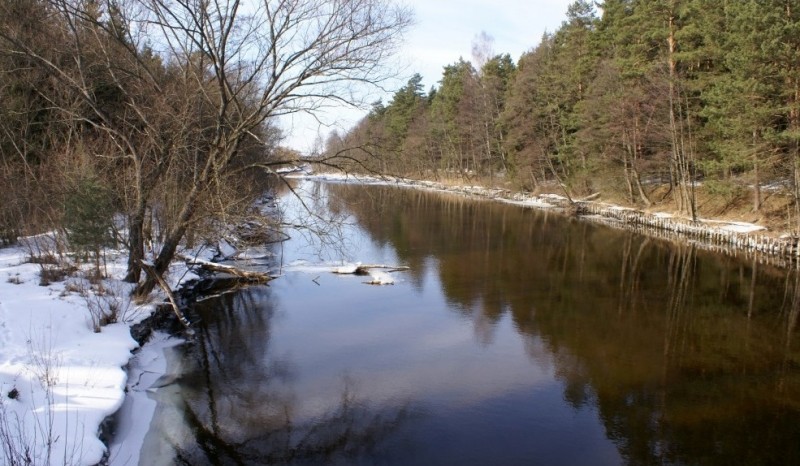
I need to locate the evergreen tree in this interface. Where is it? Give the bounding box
[479,54,516,174]
[385,73,425,148]
[502,1,598,195]
[429,59,480,176]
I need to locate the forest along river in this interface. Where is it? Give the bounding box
[137,180,800,465]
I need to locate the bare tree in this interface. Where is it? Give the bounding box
[0,0,189,282]
[0,0,410,296]
[131,0,411,296]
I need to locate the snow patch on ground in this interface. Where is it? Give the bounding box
[0,243,155,465]
[704,220,767,234]
[292,172,560,210]
[608,205,635,211]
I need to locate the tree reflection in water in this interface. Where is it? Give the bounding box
[143,182,800,465]
[150,286,414,465]
[327,182,800,465]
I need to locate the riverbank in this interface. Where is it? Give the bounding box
[294,172,799,268]
[0,239,208,465]
[0,188,285,465]
[0,242,142,465]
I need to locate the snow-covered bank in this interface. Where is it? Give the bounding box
[106,332,184,466]
[0,240,200,465]
[294,171,799,267]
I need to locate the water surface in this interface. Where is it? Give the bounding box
[140,181,800,465]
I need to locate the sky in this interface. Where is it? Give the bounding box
[279,0,577,154]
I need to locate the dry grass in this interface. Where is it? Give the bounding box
[435,172,800,237]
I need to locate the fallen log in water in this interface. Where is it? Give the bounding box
[332,264,410,275]
[180,255,275,283]
[332,263,410,285]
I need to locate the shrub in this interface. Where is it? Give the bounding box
[63,177,115,274]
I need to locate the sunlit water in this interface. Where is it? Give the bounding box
[138,180,800,465]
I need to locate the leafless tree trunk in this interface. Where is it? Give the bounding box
[1,0,409,297]
[132,0,410,297]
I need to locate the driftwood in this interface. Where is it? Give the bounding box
[181,255,274,283]
[332,264,410,276]
[140,260,191,328]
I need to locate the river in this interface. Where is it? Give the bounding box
[136,180,800,465]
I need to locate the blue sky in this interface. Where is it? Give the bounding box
[280,0,577,153]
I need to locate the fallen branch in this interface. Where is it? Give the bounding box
[139,260,191,327]
[333,264,410,275]
[180,255,274,283]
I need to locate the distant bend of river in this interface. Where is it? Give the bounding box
[138,180,800,466]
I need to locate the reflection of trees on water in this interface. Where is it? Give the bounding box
[618,234,649,316]
[779,270,800,396]
[275,180,357,262]
[165,286,412,465]
[327,183,800,465]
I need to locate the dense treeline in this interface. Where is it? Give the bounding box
[329,0,800,225]
[0,0,408,295]
[0,0,279,274]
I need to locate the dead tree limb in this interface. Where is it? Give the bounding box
[333,264,410,275]
[140,260,191,327]
[181,256,274,283]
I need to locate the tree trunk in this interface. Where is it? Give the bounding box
[753,129,761,212]
[124,210,145,283]
[133,145,225,298]
[667,7,696,220]
[134,201,194,299]
[623,149,635,204]
[124,190,149,283]
[632,165,652,207]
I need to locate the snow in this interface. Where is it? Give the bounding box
[707,220,767,234]
[334,263,360,274]
[0,241,163,466]
[648,211,764,233]
[365,270,395,285]
[106,332,184,466]
[215,238,239,260]
[283,261,400,285]
[291,172,561,210]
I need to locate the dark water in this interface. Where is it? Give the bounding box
[142,181,800,465]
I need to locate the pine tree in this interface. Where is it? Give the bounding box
[429,59,480,176]
[502,1,598,196]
